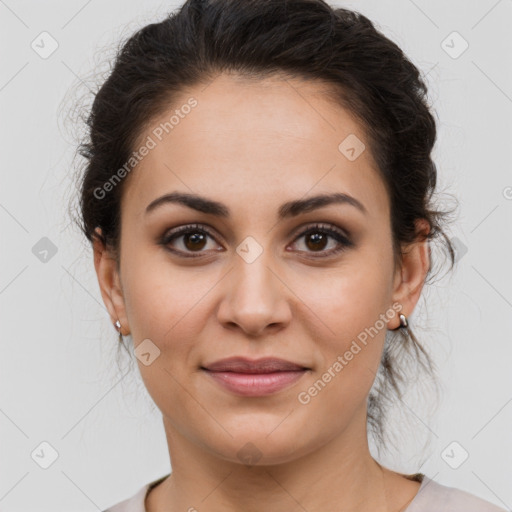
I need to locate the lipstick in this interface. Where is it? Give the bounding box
[201,356,309,397]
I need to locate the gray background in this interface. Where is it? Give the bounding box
[1,0,511,510]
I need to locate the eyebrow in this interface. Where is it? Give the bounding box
[145,191,367,219]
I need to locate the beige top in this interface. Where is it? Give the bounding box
[103,473,508,511]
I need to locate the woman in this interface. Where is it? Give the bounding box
[74,0,507,510]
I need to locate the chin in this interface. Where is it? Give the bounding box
[204,425,313,466]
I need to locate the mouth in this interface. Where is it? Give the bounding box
[200,357,310,397]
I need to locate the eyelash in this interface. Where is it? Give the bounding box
[159,223,354,259]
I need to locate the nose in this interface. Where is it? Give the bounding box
[216,252,292,337]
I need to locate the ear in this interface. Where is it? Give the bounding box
[92,228,130,336]
[389,219,431,329]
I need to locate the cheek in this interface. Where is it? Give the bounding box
[298,250,393,339]
[119,256,209,418]
[120,249,223,383]
[120,245,204,339]
[294,249,394,397]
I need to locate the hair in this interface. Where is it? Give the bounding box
[72,0,457,457]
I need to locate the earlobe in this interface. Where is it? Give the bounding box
[92,228,130,335]
[389,219,431,330]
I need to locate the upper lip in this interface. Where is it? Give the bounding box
[202,357,308,374]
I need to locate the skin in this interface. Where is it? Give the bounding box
[93,73,430,511]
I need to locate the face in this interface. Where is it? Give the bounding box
[95,73,427,466]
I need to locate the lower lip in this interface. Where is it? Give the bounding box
[202,369,307,396]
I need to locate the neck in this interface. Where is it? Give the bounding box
[146,412,412,512]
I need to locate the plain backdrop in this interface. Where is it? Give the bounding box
[1,0,511,510]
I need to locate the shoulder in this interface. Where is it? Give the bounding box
[408,475,509,512]
[102,474,170,512]
[102,485,148,512]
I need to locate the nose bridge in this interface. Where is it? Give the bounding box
[233,240,279,307]
[235,245,274,296]
[217,238,290,334]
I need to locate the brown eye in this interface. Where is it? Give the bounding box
[182,231,208,251]
[305,232,329,251]
[290,223,354,258]
[160,222,354,259]
[160,224,220,257]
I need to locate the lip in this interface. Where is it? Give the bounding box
[201,357,309,397]
[202,356,308,373]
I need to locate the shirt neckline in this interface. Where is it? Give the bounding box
[140,472,428,511]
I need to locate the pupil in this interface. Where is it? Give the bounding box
[307,232,327,251]
[185,232,206,250]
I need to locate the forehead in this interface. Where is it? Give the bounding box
[122,74,388,221]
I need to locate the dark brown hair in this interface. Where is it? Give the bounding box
[73,0,456,455]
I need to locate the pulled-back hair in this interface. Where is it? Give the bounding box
[74,0,456,455]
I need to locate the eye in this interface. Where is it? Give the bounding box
[289,223,354,258]
[159,222,354,258]
[159,224,221,257]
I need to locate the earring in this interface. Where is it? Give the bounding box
[398,313,408,329]
[114,320,123,342]
[390,313,408,331]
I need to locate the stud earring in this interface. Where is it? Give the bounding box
[390,313,408,331]
[114,320,123,342]
[398,313,408,329]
